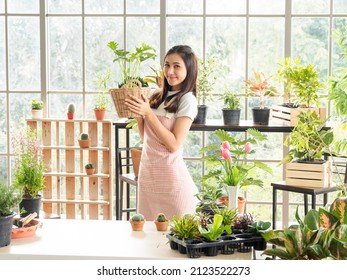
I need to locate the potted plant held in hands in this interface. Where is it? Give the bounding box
[12,127,45,218]
[107,41,157,118]
[244,71,280,125]
[0,182,23,247]
[220,86,241,125]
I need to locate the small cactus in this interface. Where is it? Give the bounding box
[85,163,94,169]
[156,213,167,222]
[80,132,89,140]
[67,103,75,113]
[131,213,145,222]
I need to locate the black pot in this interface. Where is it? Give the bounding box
[222,109,241,125]
[0,213,15,248]
[253,237,267,251]
[193,105,207,124]
[19,195,41,218]
[252,107,270,125]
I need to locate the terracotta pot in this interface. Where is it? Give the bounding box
[86,168,95,175]
[154,220,169,231]
[130,148,142,177]
[78,139,91,148]
[218,196,246,214]
[94,109,106,121]
[11,219,42,239]
[67,112,74,120]
[130,220,145,231]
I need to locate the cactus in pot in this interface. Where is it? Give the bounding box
[154,213,170,231]
[85,163,95,175]
[67,103,75,120]
[78,132,90,148]
[130,213,145,231]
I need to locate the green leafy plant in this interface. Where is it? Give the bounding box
[0,182,23,216]
[244,71,279,109]
[107,41,157,87]
[220,86,241,110]
[215,206,238,228]
[262,197,347,260]
[31,100,43,110]
[12,127,45,199]
[198,214,232,241]
[195,183,225,214]
[280,111,334,164]
[197,57,217,105]
[144,65,164,88]
[170,214,200,240]
[246,220,271,235]
[276,57,324,108]
[200,129,273,188]
[94,69,111,110]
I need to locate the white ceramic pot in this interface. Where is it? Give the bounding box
[31,109,43,119]
[226,185,240,210]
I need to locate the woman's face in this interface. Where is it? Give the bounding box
[163,53,187,91]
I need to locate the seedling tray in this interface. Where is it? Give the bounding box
[166,233,265,258]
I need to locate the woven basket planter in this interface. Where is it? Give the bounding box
[110,79,151,118]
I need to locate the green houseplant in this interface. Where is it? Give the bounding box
[94,69,111,121]
[198,214,232,242]
[244,71,279,124]
[200,128,273,210]
[194,57,218,124]
[262,197,347,260]
[12,127,45,218]
[0,182,23,247]
[31,99,44,119]
[220,86,241,125]
[170,214,200,241]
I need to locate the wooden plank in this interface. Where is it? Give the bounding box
[286,178,327,188]
[65,121,76,219]
[271,106,325,126]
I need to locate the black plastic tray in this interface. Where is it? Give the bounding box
[166,233,266,258]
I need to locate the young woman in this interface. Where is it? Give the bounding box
[124,45,199,221]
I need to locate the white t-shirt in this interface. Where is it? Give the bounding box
[153,90,198,121]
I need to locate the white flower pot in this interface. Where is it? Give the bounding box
[226,185,240,210]
[31,109,43,119]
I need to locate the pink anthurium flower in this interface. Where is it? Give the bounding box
[220,147,231,160]
[221,141,230,150]
[244,142,253,153]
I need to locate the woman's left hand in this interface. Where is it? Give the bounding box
[124,94,151,118]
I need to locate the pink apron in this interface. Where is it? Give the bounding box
[137,115,199,221]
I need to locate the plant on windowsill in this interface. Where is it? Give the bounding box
[31,99,44,119]
[220,86,241,125]
[194,57,218,124]
[244,71,280,125]
[94,69,111,121]
[67,103,75,120]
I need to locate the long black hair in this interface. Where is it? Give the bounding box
[149,45,198,113]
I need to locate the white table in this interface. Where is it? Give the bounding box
[0,219,252,260]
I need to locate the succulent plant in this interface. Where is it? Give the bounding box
[80,132,89,140]
[156,213,168,222]
[131,213,145,221]
[67,103,75,113]
[85,163,94,169]
[233,213,254,231]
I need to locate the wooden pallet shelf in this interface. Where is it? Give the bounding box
[27,118,113,220]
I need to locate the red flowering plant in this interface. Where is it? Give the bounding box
[11,126,45,199]
[200,129,273,188]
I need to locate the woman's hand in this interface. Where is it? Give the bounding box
[124,94,152,118]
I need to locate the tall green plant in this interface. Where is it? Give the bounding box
[197,57,217,105]
[0,182,23,216]
[107,41,157,87]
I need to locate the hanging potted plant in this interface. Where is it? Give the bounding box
[244,71,280,125]
[107,41,157,118]
[94,69,111,121]
[12,127,45,218]
[0,182,23,247]
[31,99,44,119]
[194,57,217,124]
[220,86,241,125]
